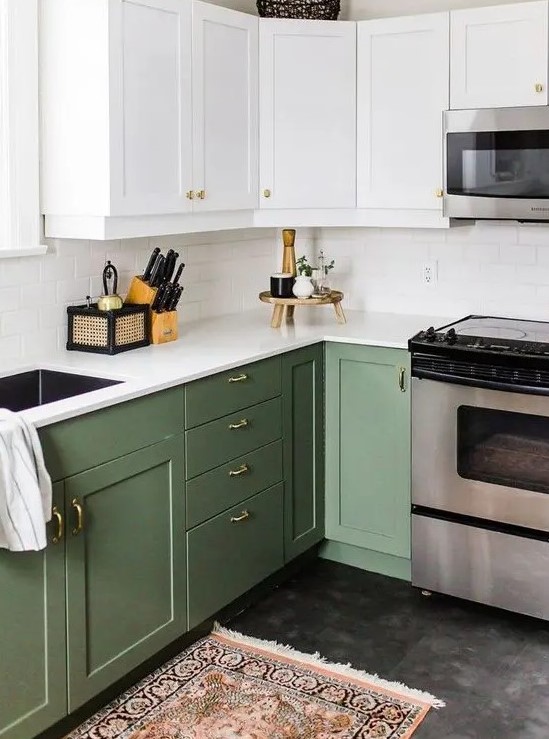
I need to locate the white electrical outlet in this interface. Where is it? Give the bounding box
[422,261,438,286]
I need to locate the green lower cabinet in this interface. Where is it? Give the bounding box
[187,484,284,629]
[64,436,186,711]
[324,343,411,579]
[0,483,66,739]
[282,344,325,562]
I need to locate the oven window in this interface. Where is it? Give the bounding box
[457,406,549,494]
[447,130,549,198]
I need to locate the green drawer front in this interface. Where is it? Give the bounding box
[186,440,283,529]
[40,387,185,482]
[185,356,281,429]
[187,483,284,629]
[185,398,282,479]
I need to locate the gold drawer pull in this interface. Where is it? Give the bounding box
[229,463,250,477]
[51,506,64,544]
[71,498,84,536]
[398,367,407,393]
[228,418,249,430]
[228,373,248,383]
[230,510,250,523]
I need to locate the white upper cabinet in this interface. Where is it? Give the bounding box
[259,19,356,210]
[41,0,193,219]
[357,13,449,212]
[192,3,258,212]
[450,1,549,110]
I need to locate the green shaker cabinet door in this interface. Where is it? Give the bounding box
[0,483,66,739]
[65,437,186,711]
[325,344,411,558]
[282,344,325,561]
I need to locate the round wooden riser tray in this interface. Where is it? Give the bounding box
[259,290,346,328]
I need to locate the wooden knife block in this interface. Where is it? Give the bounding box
[125,275,178,345]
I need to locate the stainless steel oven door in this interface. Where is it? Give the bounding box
[412,377,549,531]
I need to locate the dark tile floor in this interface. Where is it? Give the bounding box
[228,559,549,738]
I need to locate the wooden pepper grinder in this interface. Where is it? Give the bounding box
[281,229,297,320]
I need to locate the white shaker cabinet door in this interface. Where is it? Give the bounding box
[357,13,449,211]
[109,0,193,215]
[192,3,258,212]
[259,19,356,210]
[450,1,548,110]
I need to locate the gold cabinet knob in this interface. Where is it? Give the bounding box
[435,188,444,198]
[535,83,544,93]
[263,189,271,198]
[196,190,206,200]
[186,190,195,200]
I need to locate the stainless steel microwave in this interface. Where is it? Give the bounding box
[444,106,549,222]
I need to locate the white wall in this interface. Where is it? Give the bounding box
[342,0,538,20]
[314,223,549,321]
[0,228,317,363]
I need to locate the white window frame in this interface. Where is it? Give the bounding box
[0,0,46,257]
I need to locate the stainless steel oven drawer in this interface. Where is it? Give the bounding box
[412,514,549,621]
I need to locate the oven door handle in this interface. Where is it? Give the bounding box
[412,368,549,397]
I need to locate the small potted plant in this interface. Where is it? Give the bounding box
[293,256,315,299]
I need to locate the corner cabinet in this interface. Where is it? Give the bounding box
[64,437,186,711]
[259,19,356,210]
[324,344,411,580]
[357,13,449,213]
[0,483,66,739]
[450,1,549,110]
[282,344,325,561]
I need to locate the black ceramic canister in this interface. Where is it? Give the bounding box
[270,273,294,298]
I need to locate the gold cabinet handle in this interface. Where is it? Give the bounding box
[51,506,64,544]
[230,510,250,523]
[229,463,250,477]
[186,190,195,200]
[263,189,271,198]
[71,498,84,536]
[228,373,248,384]
[398,367,407,393]
[535,83,544,93]
[196,190,206,200]
[435,188,443,198]
[228,418,249,430]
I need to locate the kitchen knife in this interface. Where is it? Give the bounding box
[171,262,185,287]
[164,251,179,283]
[151,281,167,311]
[150,254,165,288]
[168,285,184,311]
[158,283,175,312]
[142,246,160,282]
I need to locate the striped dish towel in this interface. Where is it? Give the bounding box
[0,409,52,551]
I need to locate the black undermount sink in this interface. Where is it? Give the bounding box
[0,369,123,412]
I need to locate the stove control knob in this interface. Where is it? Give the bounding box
[425,326,436,342]
[444,328,457,345]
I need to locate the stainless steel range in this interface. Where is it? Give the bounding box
[409,315,549,621]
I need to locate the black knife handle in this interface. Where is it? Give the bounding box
[172,262,185,287]
[159,284,174,312]
[165,251,179,283]
[150,254,165,288]
[142,247,160,282]
[151,281,167,311]
[169,285,184,311]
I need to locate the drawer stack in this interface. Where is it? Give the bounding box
[185,356,284,628]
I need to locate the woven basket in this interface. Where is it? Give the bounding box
[257,0,340,19]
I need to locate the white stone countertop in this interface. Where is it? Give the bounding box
[2,308,454,428]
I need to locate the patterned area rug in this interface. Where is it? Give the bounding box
[69,625,444,739]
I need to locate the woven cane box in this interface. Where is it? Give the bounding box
[67,303,150,355]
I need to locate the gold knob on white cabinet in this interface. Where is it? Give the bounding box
[535,83,544,93]
[196,190,206,200]
[435,188,444,198]
[186,190,195,200]
[263,189,271,198]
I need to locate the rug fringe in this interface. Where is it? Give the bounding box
[212,622,445,709]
